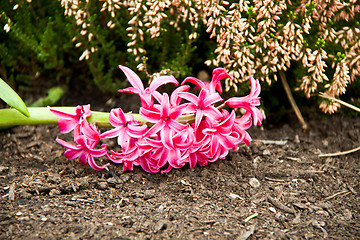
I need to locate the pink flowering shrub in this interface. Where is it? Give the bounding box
[50,66,262,173]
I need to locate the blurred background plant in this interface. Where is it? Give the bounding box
[1,0,359,116]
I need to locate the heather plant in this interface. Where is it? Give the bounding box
[112,0,360,113]
[0,66,263,173]
[2,0,359,114]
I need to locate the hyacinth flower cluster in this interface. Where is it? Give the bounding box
[49,66,262,174]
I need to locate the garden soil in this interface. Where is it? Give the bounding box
[0,100,359,239]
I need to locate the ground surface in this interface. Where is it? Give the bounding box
[0,110,359,239]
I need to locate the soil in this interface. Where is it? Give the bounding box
[1,106,359,239]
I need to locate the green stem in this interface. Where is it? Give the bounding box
[0,106,194,130]
[0,107,118,129]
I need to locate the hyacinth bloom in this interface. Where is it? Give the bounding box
[100,108,147,150]
[140,93,187,149]
[182,67,233,94]
[202,110,242,160]
[52,65,263,173]
[49,105,91,139]
[56,136,109,171]
[118,65,178,108]
[178,89,223,130]
[226,76,263,126]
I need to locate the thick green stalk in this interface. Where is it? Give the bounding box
[0,107,144,129]
[0,107,199,130]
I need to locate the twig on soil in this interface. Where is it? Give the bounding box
[264,177,286,182]
[323,190,351,201]
[267,196,296,215]
[279,70,307,131]
[318,93,360,157]
[9,183,15,202]
[253,139,288,145]
[319,146,360,157]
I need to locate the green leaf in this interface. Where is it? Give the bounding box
[30,86,65,107]
[0,78,30,117]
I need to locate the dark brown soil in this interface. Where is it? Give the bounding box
[1,113,359,239]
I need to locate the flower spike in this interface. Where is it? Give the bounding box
[52,66,263,173]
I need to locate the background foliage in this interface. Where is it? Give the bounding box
[1,0,359,114]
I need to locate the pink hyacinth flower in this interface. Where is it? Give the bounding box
[202,110,242,160]
[100,108,147,150]
[232,112,253,145]
[56,136,109,171]
[226,76,263,126]
[140,93,187,149]
[181,67,232,94]
[118,65,179,109]
[178,89,223,130]
[145,127,194,173]
[48,105,91,139]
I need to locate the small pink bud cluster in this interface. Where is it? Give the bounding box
[50,66,262,173]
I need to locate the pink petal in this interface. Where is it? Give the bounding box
[63,149,82,160]
[160,126,174,149]
[156,149,171,169]
[145,120,165,136]
[152,90,163,103]
[177,92,199,105]
[122,161,134,172]
[56,138,82,151]
[170,85,190,106]
[118,65,144,91]
[139,107,161,122]
[81,121,100,143]
[217,110,235,133]
[182,76,207,89]
[139,157,160,173]
[78,152,89,165]
[167,149,184,168]
[168,119,186,132]
[118,87,141,95]
[87,143,107,156]
[87,155,110,171]
[160,93,170,118]
[204,106,222,120]
[169,104,188,120]
[127,124,148,137]
[48,106,76,119]
[100,127,124,139]
[57,119,77,134]
[110,108,127,125]
[149,76,179,92]
[209,68,233,93]
[202,92,223,107]
[160,165,173,174]
[194,109,204,130]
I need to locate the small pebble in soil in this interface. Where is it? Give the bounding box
[120,174,130,183]
[97,181,109,190]
[316,210,330,217]
[153,220,167,233]
[249,178,261,188]
[144,189,156,200]
[228,193,243,200]
[263,149,271,155]
[269,207,277,213]
[49,189,61,197]
[294,134,300,144]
